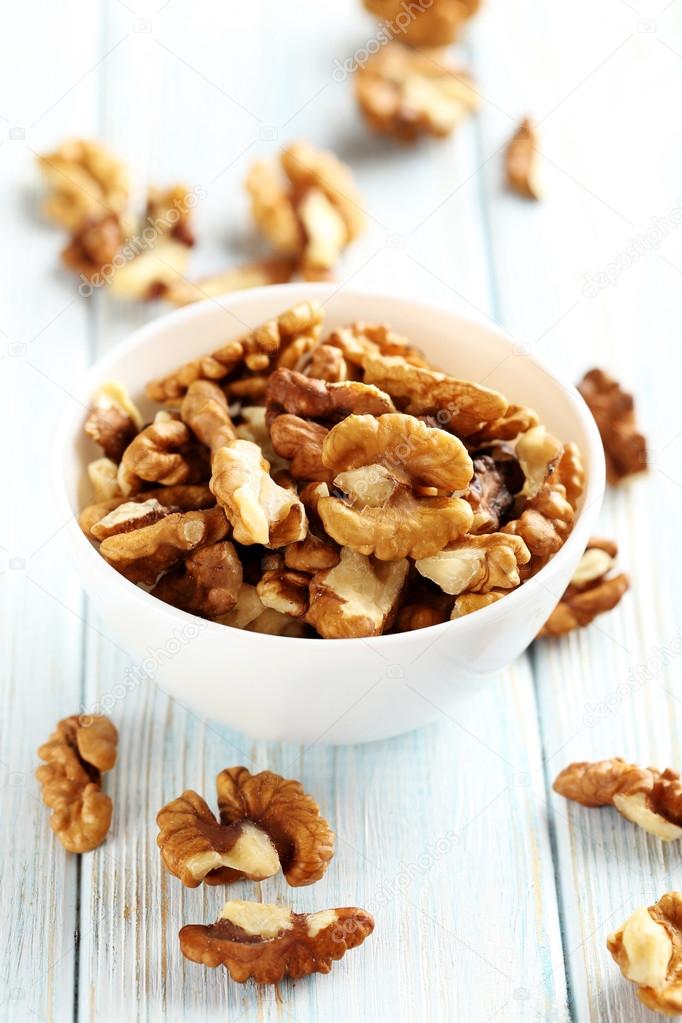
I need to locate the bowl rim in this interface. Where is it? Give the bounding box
[53,282,606,648]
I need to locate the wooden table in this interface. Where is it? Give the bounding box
[2,1,681,1020]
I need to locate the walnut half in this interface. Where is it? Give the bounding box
[539,537,629,637]
[553,758,682,841]
[608,894,682,1015]
[36,714,118,853]
[156,766,334,887]
[180,899,374,983]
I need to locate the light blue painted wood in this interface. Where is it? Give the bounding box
[2,1,677,1021]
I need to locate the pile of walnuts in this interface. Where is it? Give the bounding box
[79,299,593,640]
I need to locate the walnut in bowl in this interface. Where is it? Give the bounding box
[55,284,604,743]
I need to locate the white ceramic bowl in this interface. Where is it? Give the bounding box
[55,283,605,745]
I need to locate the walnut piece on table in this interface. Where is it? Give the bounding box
[578,367,648,483]
[539,537,629,637]
[362,0,480,46]
[505,118,542,200]
[553,757,682,841]
[317,413,474,560]
[156,766,334,887]
[245,142,365,278]
[607,893,682,1016]
[179,899,374,983]
[36,714,118,853]
[162,258,296,306]
[37,139,129,229]
[356,43,479,142]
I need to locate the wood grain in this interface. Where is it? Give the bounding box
[1,1,678,1021]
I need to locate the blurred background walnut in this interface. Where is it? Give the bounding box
[362,0,480,47]
[578,367,648,483]
[539,537,628,637]
[245,142,365,278]
[356,44,479,142]
[180,901,374,982]
[37,138,129,229]
[505,118,542,200]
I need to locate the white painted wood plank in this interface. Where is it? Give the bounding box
[67,4,569,1022]
[0,3,102,1022]
[475,1,682,1019]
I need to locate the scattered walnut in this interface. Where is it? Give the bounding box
[162,259,296,306]
[362,353,507,437]
[84,380,143,462]
[146,301,323,403]
[152,541,243,618]
[415,532,530,595]
[539,537,629,637]
[269,414,332,483]
[180,380,237,452]
[318,413,473,560]
[307,547,409,638]
[117,418,208,495]
[61,212,128,280]
[109,237,192,300]
[267,367,395,422]
[179,900,374,983]
[246,142,365,276]
[356,43,478,142]
[516,425,563,500]
[37,139,129,229]
[554,758,682,842]
[578,368,648,483]
[36,714,118,853]
[79,483,214,538]
[99,506,228,585]
[145,184,196,247]
[363,0,479,46]
[607,894,682,1015]
[211,440,306,547]
[505,118,542,200]
[256,568,310,617]
[157,766,334,887]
